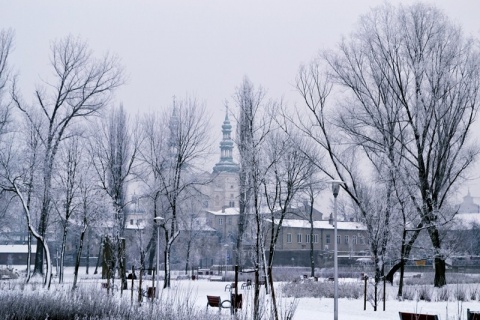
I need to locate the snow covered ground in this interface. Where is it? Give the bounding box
[170,279,480,320]
[4,266,480,319]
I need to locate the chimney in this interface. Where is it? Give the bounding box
[222,206,226,213]
[328,213,333,225]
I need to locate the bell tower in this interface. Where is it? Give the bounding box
[213,108,240,173]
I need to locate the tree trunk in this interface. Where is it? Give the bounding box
[73,224,87,290]
[85,229,90,275]
[34,160,54,276]
[184,239,191,275]
[59,223,68,283]
[163,244,171,288]
[268,265,279,320]
[254,265,260,320]
[94,238,102,275]
[429,226,447,287]
[26,231,32,282]
[398,258,405,298]
[385,226,422,284]
[118,237,127,291]
[309,199,315,277]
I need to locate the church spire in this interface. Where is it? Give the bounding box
[213,106,240,173]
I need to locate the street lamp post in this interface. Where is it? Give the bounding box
[224,243,229,279]
[330,180,344,320]
[154,216,164,299]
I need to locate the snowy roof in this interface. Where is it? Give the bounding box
[207,207,240,216]
[0,245,37,253]
[272,219,366,231]
[451,213,480,229]
[179,217,217,232]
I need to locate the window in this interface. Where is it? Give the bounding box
[229,201,235,207]
[337,235,341,244]
[219,218,223,225]
[297,233,302,243]
[306,234,311,243]
[230,185,234,189]
[227,217,232,225]
[353,235,357,244]
[313,234,319,243]
[286,233,292,243]
[359,236,364,244]
[326,234,331,244]
[345,235,349,244]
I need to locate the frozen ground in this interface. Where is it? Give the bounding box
[167,279,480,320]
[4,266,480,319]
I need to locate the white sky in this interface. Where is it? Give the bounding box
[2,0,480,202]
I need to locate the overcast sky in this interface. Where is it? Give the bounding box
[2,0,480,200]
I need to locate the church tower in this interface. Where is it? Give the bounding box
[213,109,240,173]
[209,108,240,211]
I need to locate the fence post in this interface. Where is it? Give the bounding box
[383,276,386,311]
[138,266,143,304]
[364,275,368,311]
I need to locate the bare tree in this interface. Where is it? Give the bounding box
[53,136,82,283]
[302,173,325,278]
[138,97,211,288]
[296,59,397,307]
[89,104,138,290]
[233,77,273,320]
[11,35,123,279]
[73,159,105,290]
[0,29,13,135]
[262,130,314,320]
[323,3,480,287]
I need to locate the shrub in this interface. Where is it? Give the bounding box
[281,280,363,299]
[436,287,449,302]
[417,285,433,302]
[469,285,478,301]
[0,284,212,320]
[401,286,416,301]
[454,284,467,302]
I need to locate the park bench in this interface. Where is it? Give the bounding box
[206,295,231,311]
[241,279,252,289]
[101,282,118,291]
[225,282,236,291]
[468,308,480,320]
[398,312,439,320]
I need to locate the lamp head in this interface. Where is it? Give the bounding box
[329,180,344,197]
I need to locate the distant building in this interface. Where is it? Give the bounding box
[205,207,240,244]
[458,191,480,213]
[0,245,36,265]
[265,217,369,266]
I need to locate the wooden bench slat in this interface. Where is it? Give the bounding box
[399,312,439,320]
[468,308,480,320]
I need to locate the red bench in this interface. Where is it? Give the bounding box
[399,312,439,320]
[468,309,480,320]
[206,295,231,311]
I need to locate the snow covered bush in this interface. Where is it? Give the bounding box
[281,280,363,299]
